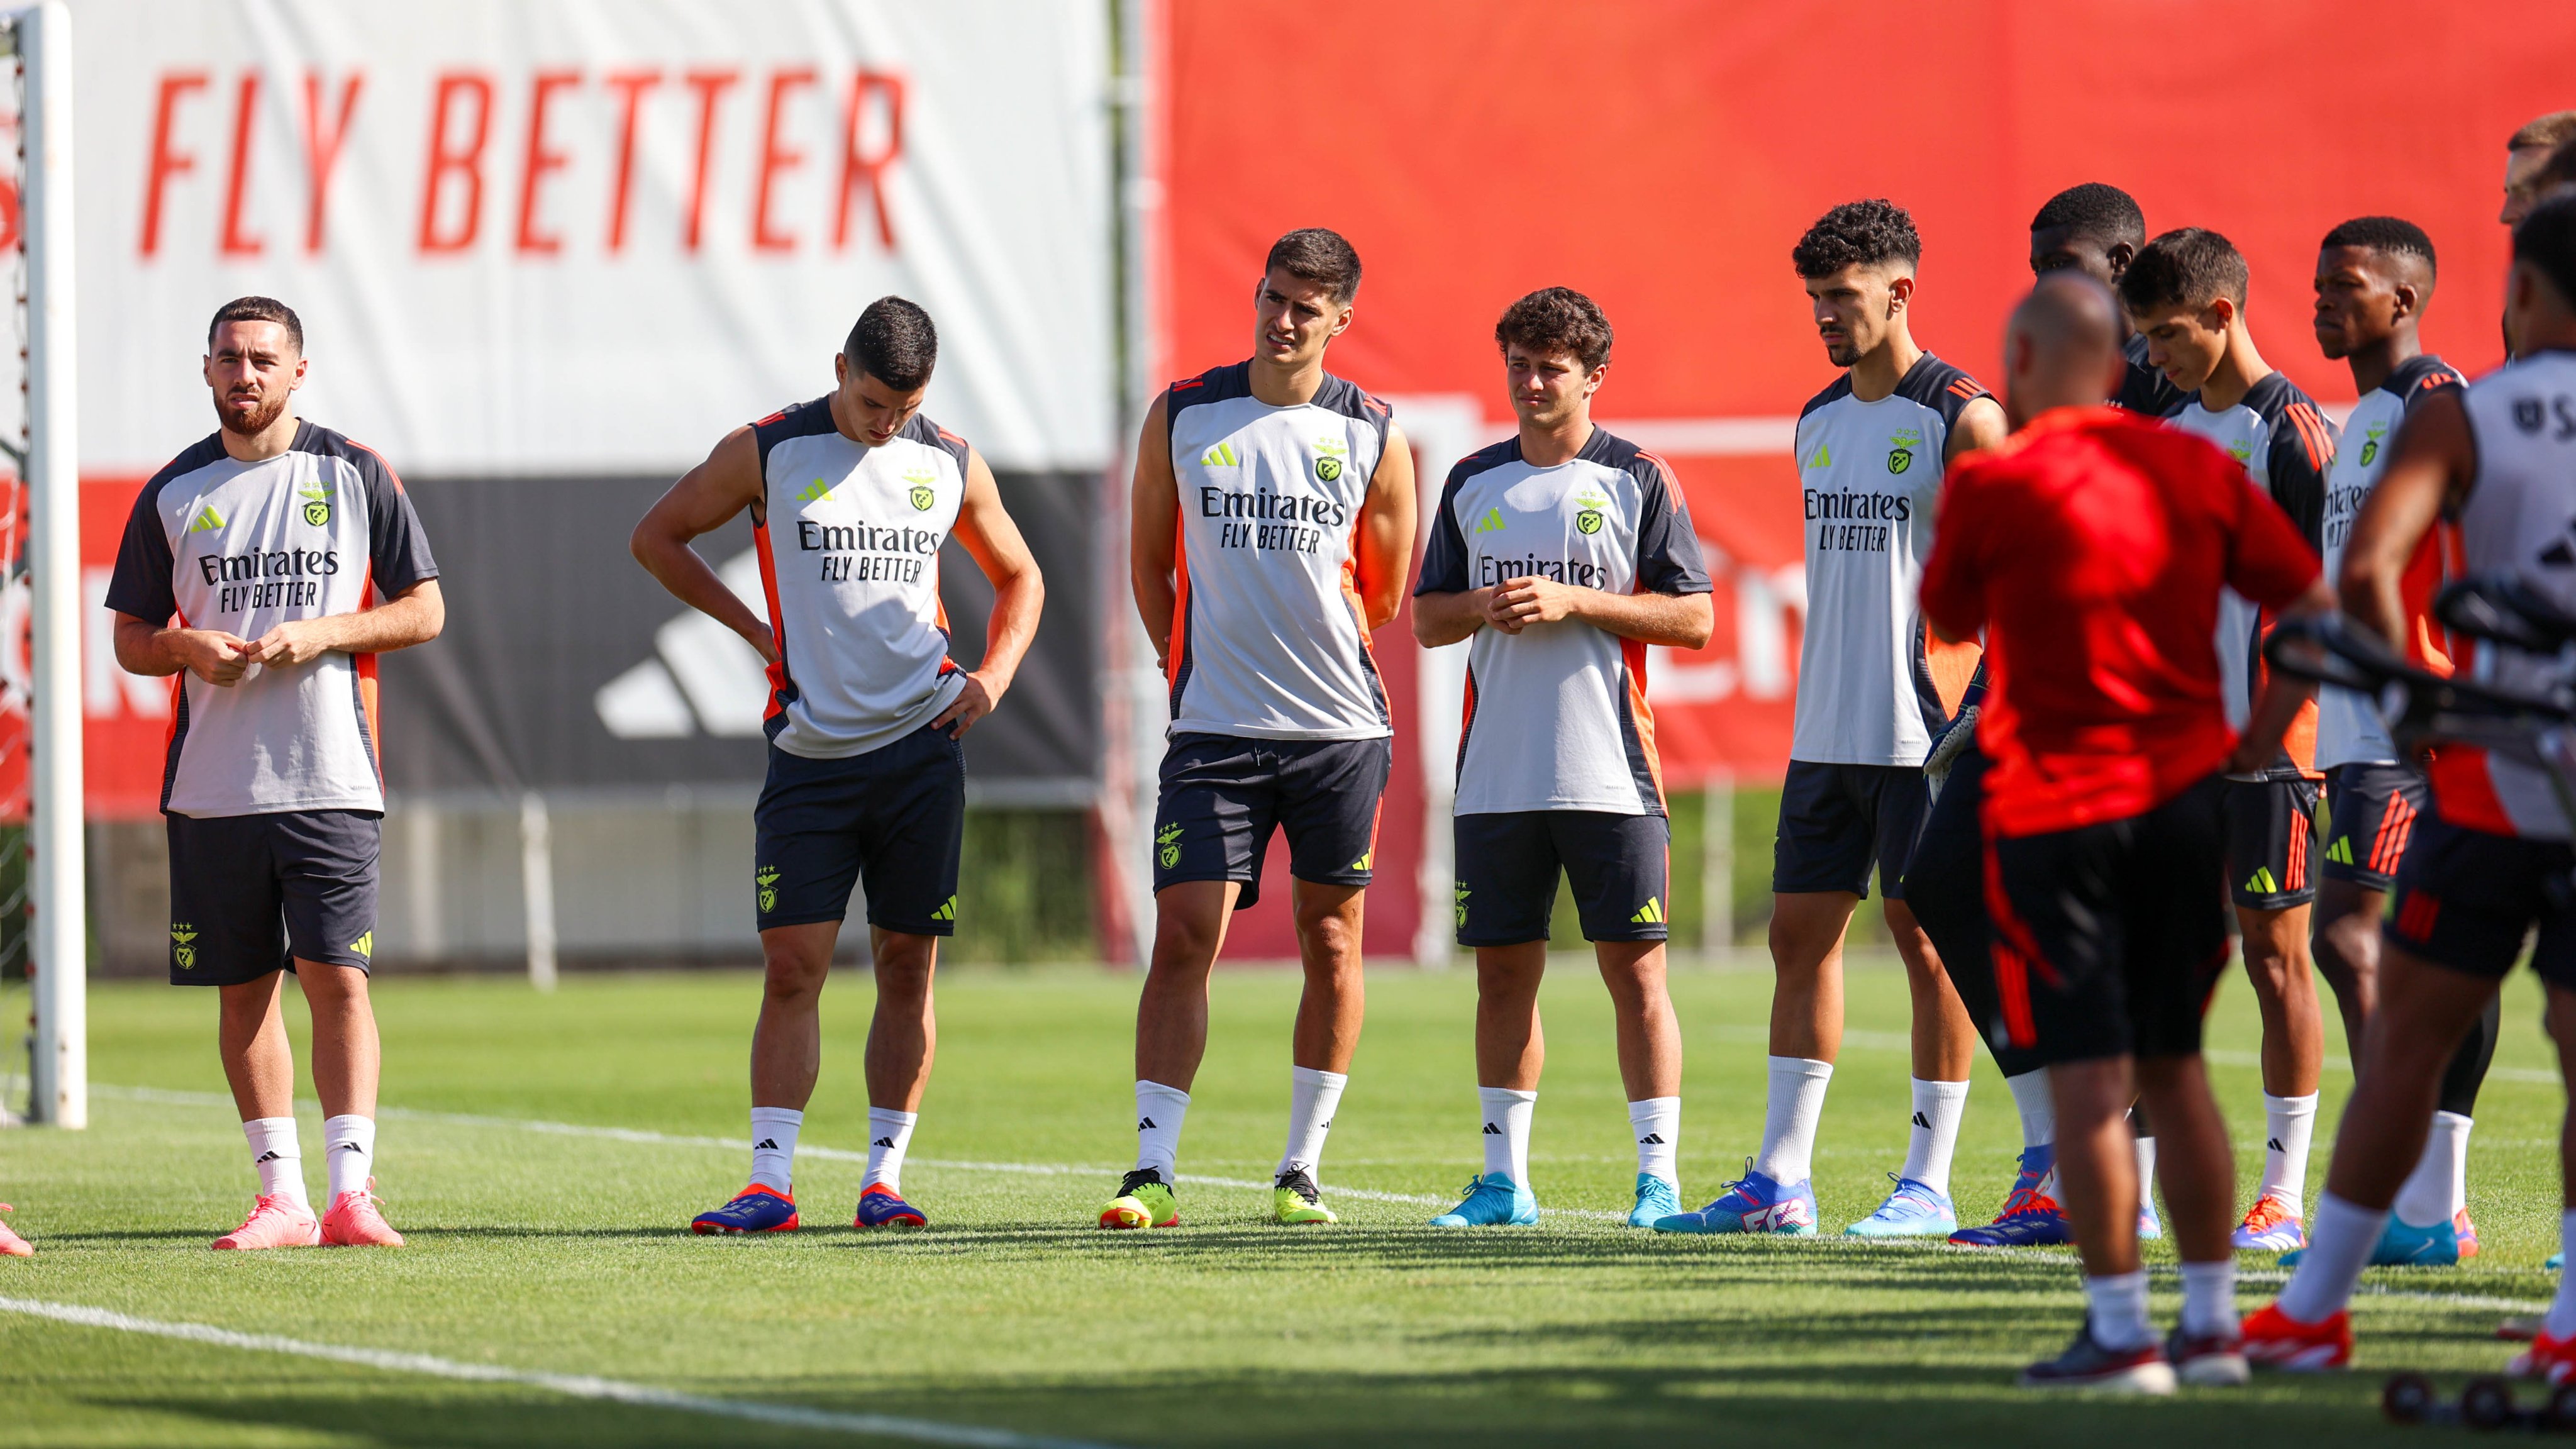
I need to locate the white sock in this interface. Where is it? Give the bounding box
[748,1106,802,1194]
[2084,1269,2155,1352]
[2006,1069,2055,1151]
[2179,1258,2236,1338]
[1901,1078,1970,1196]
[1755,1057,1833,1185]
[2258,1092,2319,1209]
[242,1118,310,1213]
[2453,1116,2476,1218]
[1277,1065,1348,1180]
[2550,1211,2576,1340]
[2394,1111,2473,1228]
[2135,1135,2158,1216]
[2277,1191,2389,1323]
[1479,1086,1536,1187]
[863,1108,917,1192]
[1629,1097,1680,1185]
[1134,1080,1190,1178]
[321,1114,375,1203]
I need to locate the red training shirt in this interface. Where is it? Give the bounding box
[1919,407,2321,838]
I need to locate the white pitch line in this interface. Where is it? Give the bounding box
[87,1085,1627,1223]
[0,1296,1119,1449]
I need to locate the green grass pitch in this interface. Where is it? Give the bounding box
[1,958,2565,1446]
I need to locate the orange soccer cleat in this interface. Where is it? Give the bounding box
[320,1179,406,1248]
[212,1194,322,1251]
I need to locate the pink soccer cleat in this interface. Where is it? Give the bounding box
[321,1178,406,1247]
[0,1204,30,1257]
[212,1194,322,1250]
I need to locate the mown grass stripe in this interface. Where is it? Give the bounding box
[0,1295,1123,1449]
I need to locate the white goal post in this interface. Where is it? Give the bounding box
[12,1,81,1129]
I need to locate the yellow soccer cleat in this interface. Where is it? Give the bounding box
[1099,1168,1180,1230]
[1272,1168,1336,1224]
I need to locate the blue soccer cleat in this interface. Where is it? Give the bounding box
[2552,1251,2565,1272]
[852,1184,928,1229]
[1430,1174,1538,1227]
[691,1183,799,1235]
[1629,1173,1680,1228]
[1653,1162,1817,1235]
[1950,1146,2072,1247]
[2139,1197,2163,1241]
[2282,1213,2458,1269]
[1845,1174,1958,1238]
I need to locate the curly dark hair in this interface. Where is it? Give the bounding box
[2029,183,2145,247]
[2321,215,2436,275]
[2118,228,2249,312]
[1265,227,1363,304]
[2515,194,2576,312]
[1791,199,1921,278]
[1494,287,1613,370]
[844,296,938,390]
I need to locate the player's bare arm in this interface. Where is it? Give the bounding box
[1411,584,1494,647]
[1944,394,2011,463]
[111,614,253,685]
[1486,578,1713,648]
[2228,578,2336,775]
[2340,391,2472,643]
[1349,421,1416,630]
[239,580,445,667]
[631,426,777,662]
[1128,392,1180,670]
[930,447,1045,738]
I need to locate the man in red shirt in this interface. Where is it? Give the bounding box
[1921,274,2332,1393]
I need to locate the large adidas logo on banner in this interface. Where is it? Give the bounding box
[593,548,773,739]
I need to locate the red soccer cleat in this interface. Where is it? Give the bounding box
[2511,1330,2576,1384]
[212,1194,322,1251]
[2240,1301,2351,1371]
[321,1178,406,1247]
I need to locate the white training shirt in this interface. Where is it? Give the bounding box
[2163,374,2334,777]
[1416,427,1713,816]
[2314,355,2463,770]
[1789,353,1989,767]
[2434,349,2576,840]
[750,399,970,760]
[105,422,440,818]
[1162,361,1394,740]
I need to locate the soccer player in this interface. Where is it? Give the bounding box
[1927,181,2178,1249]
[1658,199,2007,1239]
[1102,228,1416,1230]
[1924,274,2329,1391]
[2121,228,2338,1253]
[2304,217,2492,1267]
[106,296,444,1251]
[1413,288,1714,1228]
[2502,112,2576,228]
[635,297,1045,1234]
[2243,196,2576,1375]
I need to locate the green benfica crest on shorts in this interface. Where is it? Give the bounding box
[1453,884,1470,930]
[298,482,331,527]
[170,923,199,970]
[1157,823,1184,869]
[755,865,780,913]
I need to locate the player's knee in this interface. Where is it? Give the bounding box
[760,947,831,1001]
[872,936,938,999]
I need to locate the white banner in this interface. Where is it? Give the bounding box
[55,0,1112,475]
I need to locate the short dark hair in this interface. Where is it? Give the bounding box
[1494,287,1613,371]
[208,295,303,353]
[1263,227,1363,304]
[1791,199,1920,277]
[2321,215,2438,276]
[2029,183,2145,247]
[2511,110,2576,152]
[2539,135,2576,193]
[2118,227,2249,312]
[843,296,937,391]
[2514,194,2576,311]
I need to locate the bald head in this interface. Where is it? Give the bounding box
[2000,272,2126,428]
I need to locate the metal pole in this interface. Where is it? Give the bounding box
[1700,775,1733,962]
[519,792,557,992]
[23,0,81,1128]
[1106,0,1162,967]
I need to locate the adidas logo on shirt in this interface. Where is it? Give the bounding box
[1199,442,1241,467]
[187,504,227,533]
[1474,507,1507,534]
